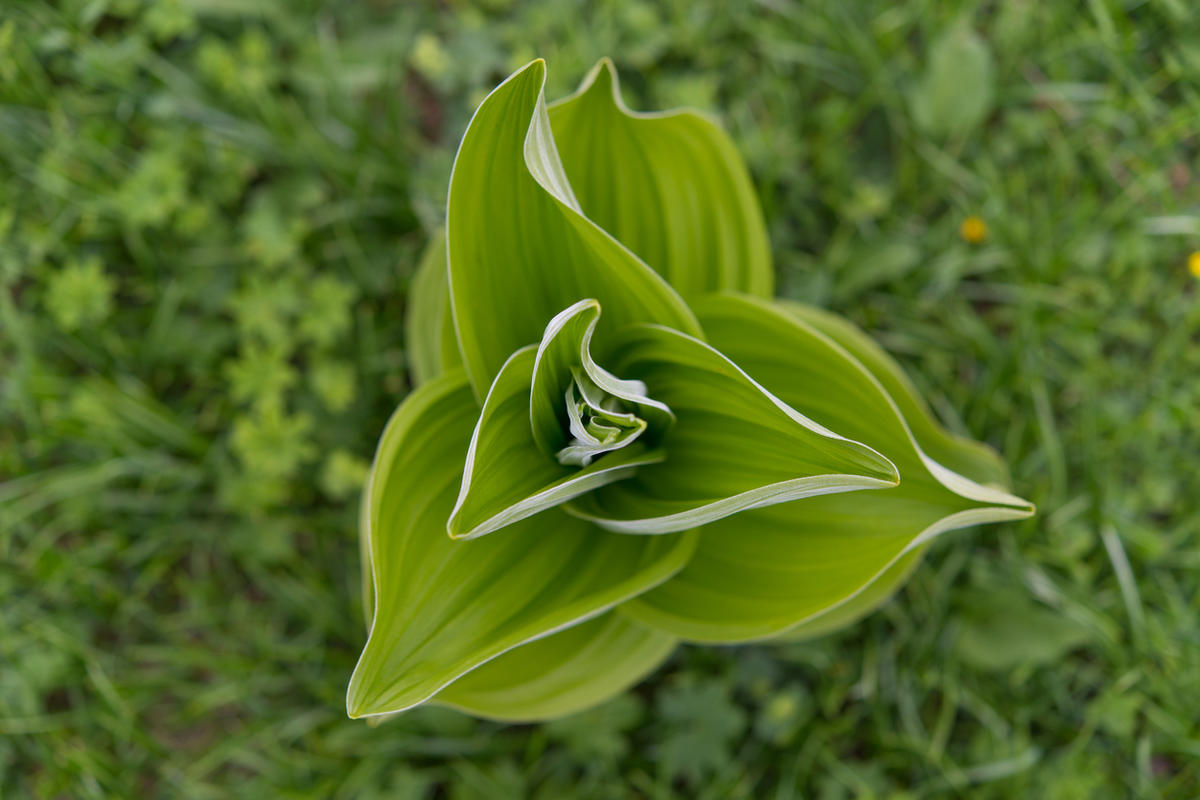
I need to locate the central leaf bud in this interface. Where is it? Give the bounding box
[446,298,676,541]
[557,367,648,466]
[529,299,674,468]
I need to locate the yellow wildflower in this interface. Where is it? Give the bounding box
[960,215,988,244]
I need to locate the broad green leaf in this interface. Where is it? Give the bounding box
[347,371,695,717]
[621,496,1025,642]
[446,346,663,540]
[566,324,899,534]
[406,230,463,385]
[530,298,673,458]
[696,295,1030,510]
[432,612,675,722]
[769,545,925,641]
[953,586,1093,671]
[446,59,701,398]
[358,482,375,627]
[617,294,1032,641]
[549,59,773,300]
[778,301,1011,488]
[910,25,996,138]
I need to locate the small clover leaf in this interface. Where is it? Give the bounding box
[44,257,115,332]
[656,680,747,785]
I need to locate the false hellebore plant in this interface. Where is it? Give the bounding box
[347,59,1033,722]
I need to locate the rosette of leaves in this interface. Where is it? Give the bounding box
[347,59,1033,722]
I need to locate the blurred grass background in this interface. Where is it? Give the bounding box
[2,0,1198,797]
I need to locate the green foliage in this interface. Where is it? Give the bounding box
[953,585,1094,672]
[2,0,1197,797]
[910,24,996,138]
[544,693,644,764]
[350,57,1030,722]
[656,680,748,784]
[43,257,116,332]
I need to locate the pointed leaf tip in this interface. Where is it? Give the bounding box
[446,58,700,397]
[566,324,899,534]
[548,59,774,300]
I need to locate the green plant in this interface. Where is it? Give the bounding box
[347,58,1033,722]
[6,1,1197,794]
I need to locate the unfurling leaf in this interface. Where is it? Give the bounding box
[446,344,663,541]
[349,58,1033,722]
[565,322,899,534]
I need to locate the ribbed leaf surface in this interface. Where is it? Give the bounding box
[406,231,462,385]
[446,60,701,398]
[618,295,1032,641]
[433,613,675,722]
[566,323,899,534]
[447,346,663,540]
[348,372,694,717]
[354,58,1033,723]
[549,59,773,299]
